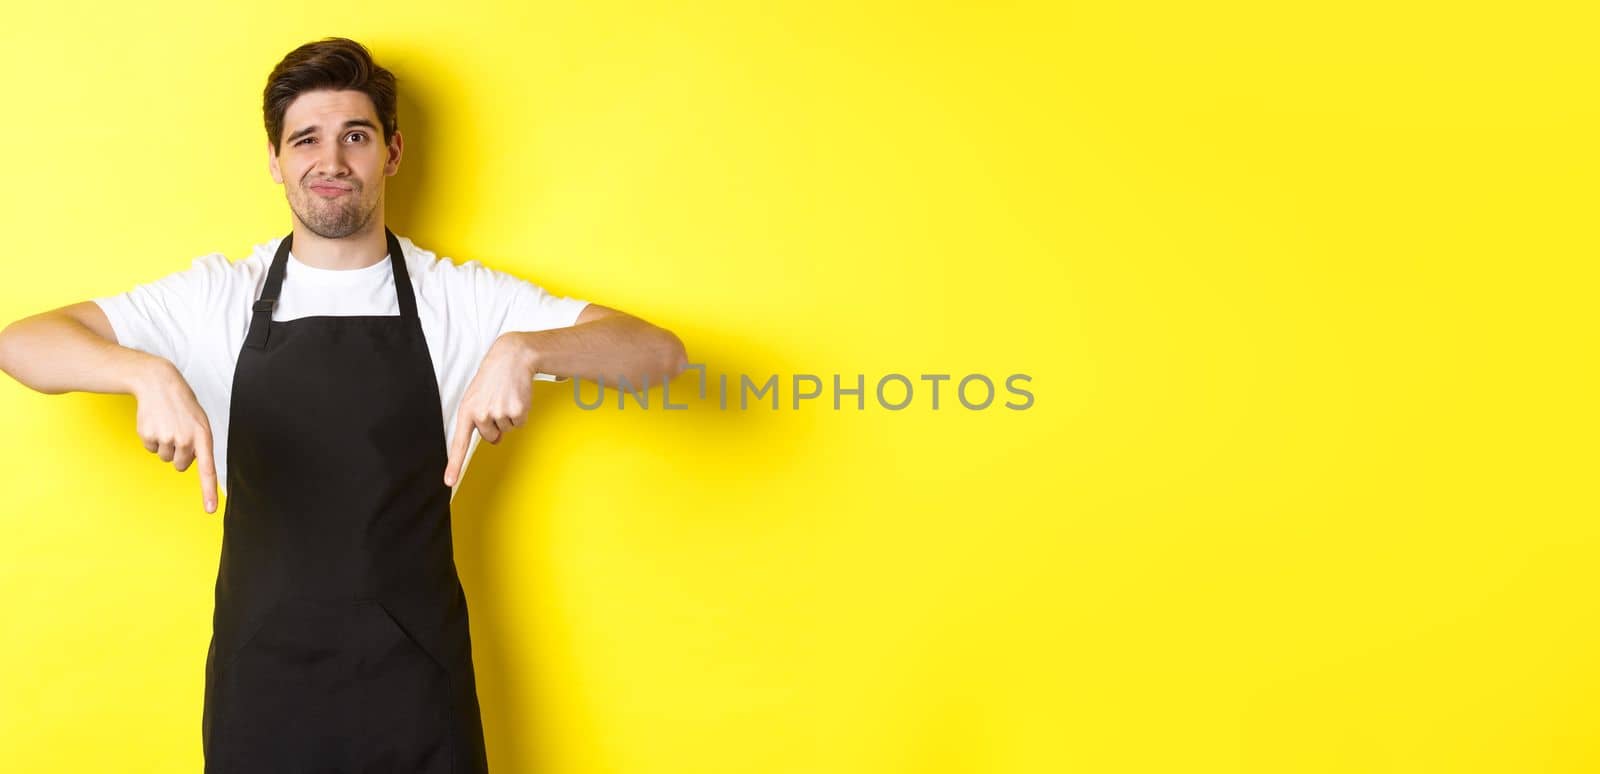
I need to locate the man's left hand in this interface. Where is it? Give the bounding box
[444,333,535,487]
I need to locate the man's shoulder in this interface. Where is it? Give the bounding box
[398,235,477,276]
[186,237,279,275]
[397,236,515,293]
[112,244,259,295]
[181,242,270,289]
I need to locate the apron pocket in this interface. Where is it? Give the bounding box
[354,599,458,773]
[214,597,455,773]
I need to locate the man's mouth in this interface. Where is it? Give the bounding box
[308,181,354,197]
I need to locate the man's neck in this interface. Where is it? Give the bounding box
[288,219,389,270]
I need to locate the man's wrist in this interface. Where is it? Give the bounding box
[123,350,177,398]
[500,331,545,378]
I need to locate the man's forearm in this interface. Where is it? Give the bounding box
[0,311,169,396]
[505,315,687,391]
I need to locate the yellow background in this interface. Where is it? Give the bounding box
[1,1,1595,772]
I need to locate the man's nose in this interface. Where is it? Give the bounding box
[312,143,352,176]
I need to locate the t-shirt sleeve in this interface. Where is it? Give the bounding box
[471,264,589,383]
[91,253,228,371]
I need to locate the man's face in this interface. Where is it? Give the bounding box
[268,89,402,239]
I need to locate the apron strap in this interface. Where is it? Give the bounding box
[244,234,294,350]
[385,228,419,322]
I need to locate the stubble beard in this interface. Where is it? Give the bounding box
[290,183,379,240]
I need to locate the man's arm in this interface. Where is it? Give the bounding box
[442,303,688,487]
[0,302,169,395]
[0,301,221,513]
[505,303,688,390]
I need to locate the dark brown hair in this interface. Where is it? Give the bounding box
[263,37,397,153]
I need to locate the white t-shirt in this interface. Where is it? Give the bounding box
[93,234,588,501]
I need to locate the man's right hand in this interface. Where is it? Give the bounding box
[1,301,219,514]
[132,361,219,514]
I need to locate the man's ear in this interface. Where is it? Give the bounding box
[384,130,403,177]
[267,141,283,184]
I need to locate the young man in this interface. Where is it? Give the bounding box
[0,37,686,773]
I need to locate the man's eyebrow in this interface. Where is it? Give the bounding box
[285,119,380,143]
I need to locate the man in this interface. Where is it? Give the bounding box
[0,37,686,773]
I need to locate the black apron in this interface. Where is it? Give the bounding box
[201,229,490,773]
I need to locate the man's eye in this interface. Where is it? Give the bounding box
[346,131,366,142]
[295,137,314,146]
